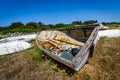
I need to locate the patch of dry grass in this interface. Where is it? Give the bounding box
[0,37,120,80]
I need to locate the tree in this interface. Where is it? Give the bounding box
[55,23,64,28]
[47,24,54,28]
[71,21,82,25]
[38,22,44,28]
[37,22,45,30]
[9,22,24,29]
[0,27,3,31]
[84,20,97,25]
[102,22,110,25]
[26,22,38,29]
[110,22,120,25]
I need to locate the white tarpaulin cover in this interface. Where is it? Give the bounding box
[0,34,36,55]
[98,29,120,38]
[0,41,31,55]
[0,34,36,43]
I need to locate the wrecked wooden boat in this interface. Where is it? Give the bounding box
[36,25,99,71]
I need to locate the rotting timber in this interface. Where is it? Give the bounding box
[36,24,99,71]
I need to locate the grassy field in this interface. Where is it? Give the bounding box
[0,37,120,80]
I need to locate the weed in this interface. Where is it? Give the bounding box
[49,58,54,64]
[0,38,120,80]
[102,55,112,63]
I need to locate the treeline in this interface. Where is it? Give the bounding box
[102,22,120,27]
[0,20,98,34]
[0,20,119,34]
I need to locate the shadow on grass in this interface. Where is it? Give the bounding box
[39,52,76,76]
[55,61,76,76]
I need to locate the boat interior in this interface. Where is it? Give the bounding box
[36,25,97,61]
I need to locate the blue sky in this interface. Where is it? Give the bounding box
[0,0,120,26]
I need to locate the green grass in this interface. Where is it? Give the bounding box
[2,28,39,34]
[0,37,120,80]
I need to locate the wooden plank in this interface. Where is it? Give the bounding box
[72,26,99,64]
[36,39,74,68]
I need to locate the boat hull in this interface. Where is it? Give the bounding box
[36,26,99,71]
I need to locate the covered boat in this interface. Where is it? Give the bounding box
[36,25,99,71]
